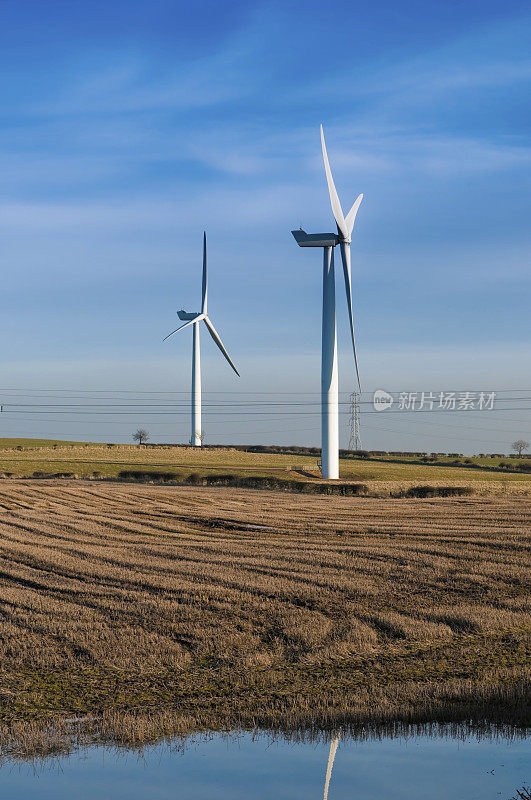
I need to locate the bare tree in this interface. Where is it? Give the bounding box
[133,428,149,445]
[512,439,529,457]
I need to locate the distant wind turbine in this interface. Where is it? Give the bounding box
[163,232,239,446]
[292,125,363,479]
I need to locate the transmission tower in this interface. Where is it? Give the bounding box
[349,392,362,451]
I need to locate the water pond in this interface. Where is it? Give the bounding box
[1,726,528,800]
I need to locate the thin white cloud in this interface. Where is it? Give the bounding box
[13,5,284,117]
[299,13,531,107]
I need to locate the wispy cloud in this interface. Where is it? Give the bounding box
[299,12,531,107]
[0,0,529,441]
[10,5,286,118]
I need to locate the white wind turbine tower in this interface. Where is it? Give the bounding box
[292,125,363,479]
[163,232,239,446]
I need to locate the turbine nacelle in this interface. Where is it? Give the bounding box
[177,310,200,321]
[291,230,339,248]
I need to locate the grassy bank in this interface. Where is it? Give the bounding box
[348,451,531,475]
[0,481,528,734]
[0,440,530,493]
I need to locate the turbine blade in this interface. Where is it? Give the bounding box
[201,231,208,314]
[203,316,240,376]
[345,193,363,237]
[339,242,361,390]
[163,314,204,342]
[320,124,348,240]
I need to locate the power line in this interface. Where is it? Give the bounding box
[0,387,530,396]
[3,407,530,416]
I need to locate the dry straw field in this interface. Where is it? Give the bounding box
[0,479,529,739]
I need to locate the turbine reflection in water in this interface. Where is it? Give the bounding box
[323,732,340,800]
[0,727,528,799]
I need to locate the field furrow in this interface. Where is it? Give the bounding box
[0,481,528,727]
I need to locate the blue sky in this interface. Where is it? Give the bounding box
[0,0,530,451]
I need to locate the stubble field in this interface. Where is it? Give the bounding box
[0,480,529,738]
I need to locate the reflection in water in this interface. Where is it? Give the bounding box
[323,733,340,800]
[0,725,528,800]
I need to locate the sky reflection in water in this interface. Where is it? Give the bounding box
[1,729,529,800]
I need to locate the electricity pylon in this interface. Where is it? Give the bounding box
[349,391,362,451]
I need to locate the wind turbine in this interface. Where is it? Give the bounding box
[163,232,239,446]
[292,125,363,479]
